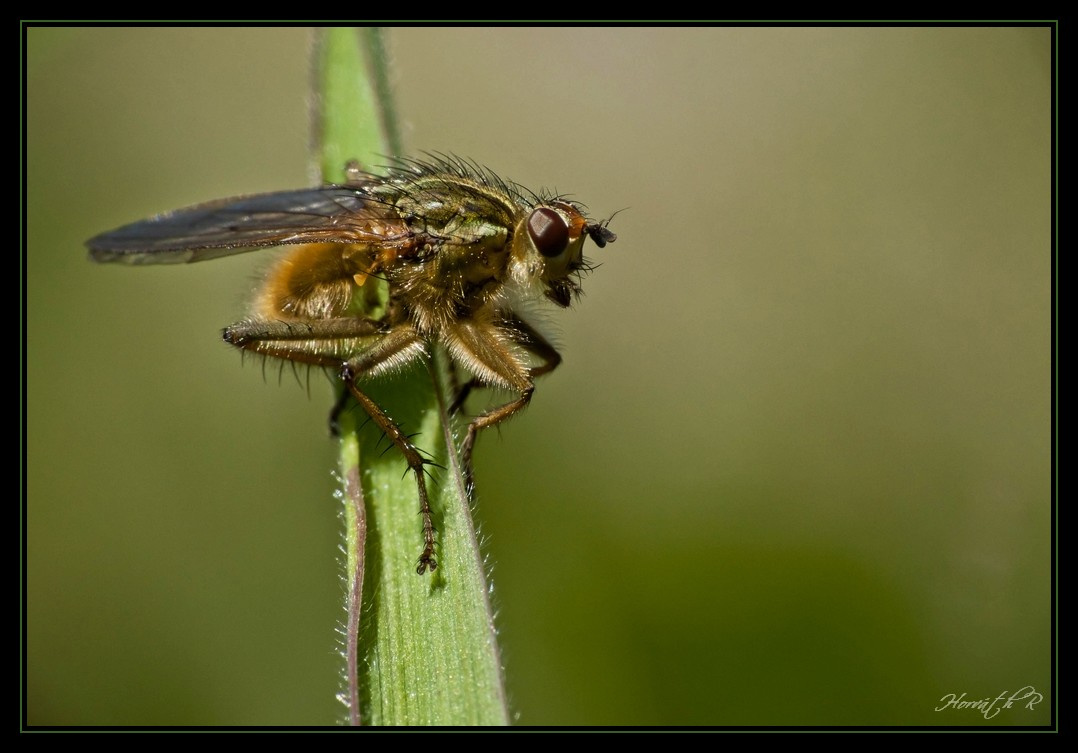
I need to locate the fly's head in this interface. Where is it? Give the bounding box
[509,200,617,307]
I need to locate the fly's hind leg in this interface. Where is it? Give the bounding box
[224,318,440,574]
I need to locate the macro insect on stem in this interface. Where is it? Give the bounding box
[87,155,617,575]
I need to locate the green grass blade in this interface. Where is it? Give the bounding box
[312,27,509,727]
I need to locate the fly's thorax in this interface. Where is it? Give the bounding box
[386,174,520,248]
[378,175,526,329]
[395,251,513,336]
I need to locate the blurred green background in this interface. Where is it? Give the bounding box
[26,27,1051,726]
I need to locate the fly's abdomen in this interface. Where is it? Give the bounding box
[255,243,374,321]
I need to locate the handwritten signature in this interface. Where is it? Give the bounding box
[935,686,1044,720]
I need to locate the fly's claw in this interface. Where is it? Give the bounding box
[416,550,437,575]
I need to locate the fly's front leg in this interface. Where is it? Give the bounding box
[443,319,560,496]
[508,315,563,380]
[450,315,561,415]
[461,388,532,495]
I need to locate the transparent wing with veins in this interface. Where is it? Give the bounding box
[86,186,409,264]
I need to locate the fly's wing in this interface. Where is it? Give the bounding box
[87,186,409,264]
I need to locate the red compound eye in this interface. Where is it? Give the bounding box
[528,207,570,259]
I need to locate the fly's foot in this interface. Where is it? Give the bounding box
[408,465,439,576]
[416,549,437,575]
